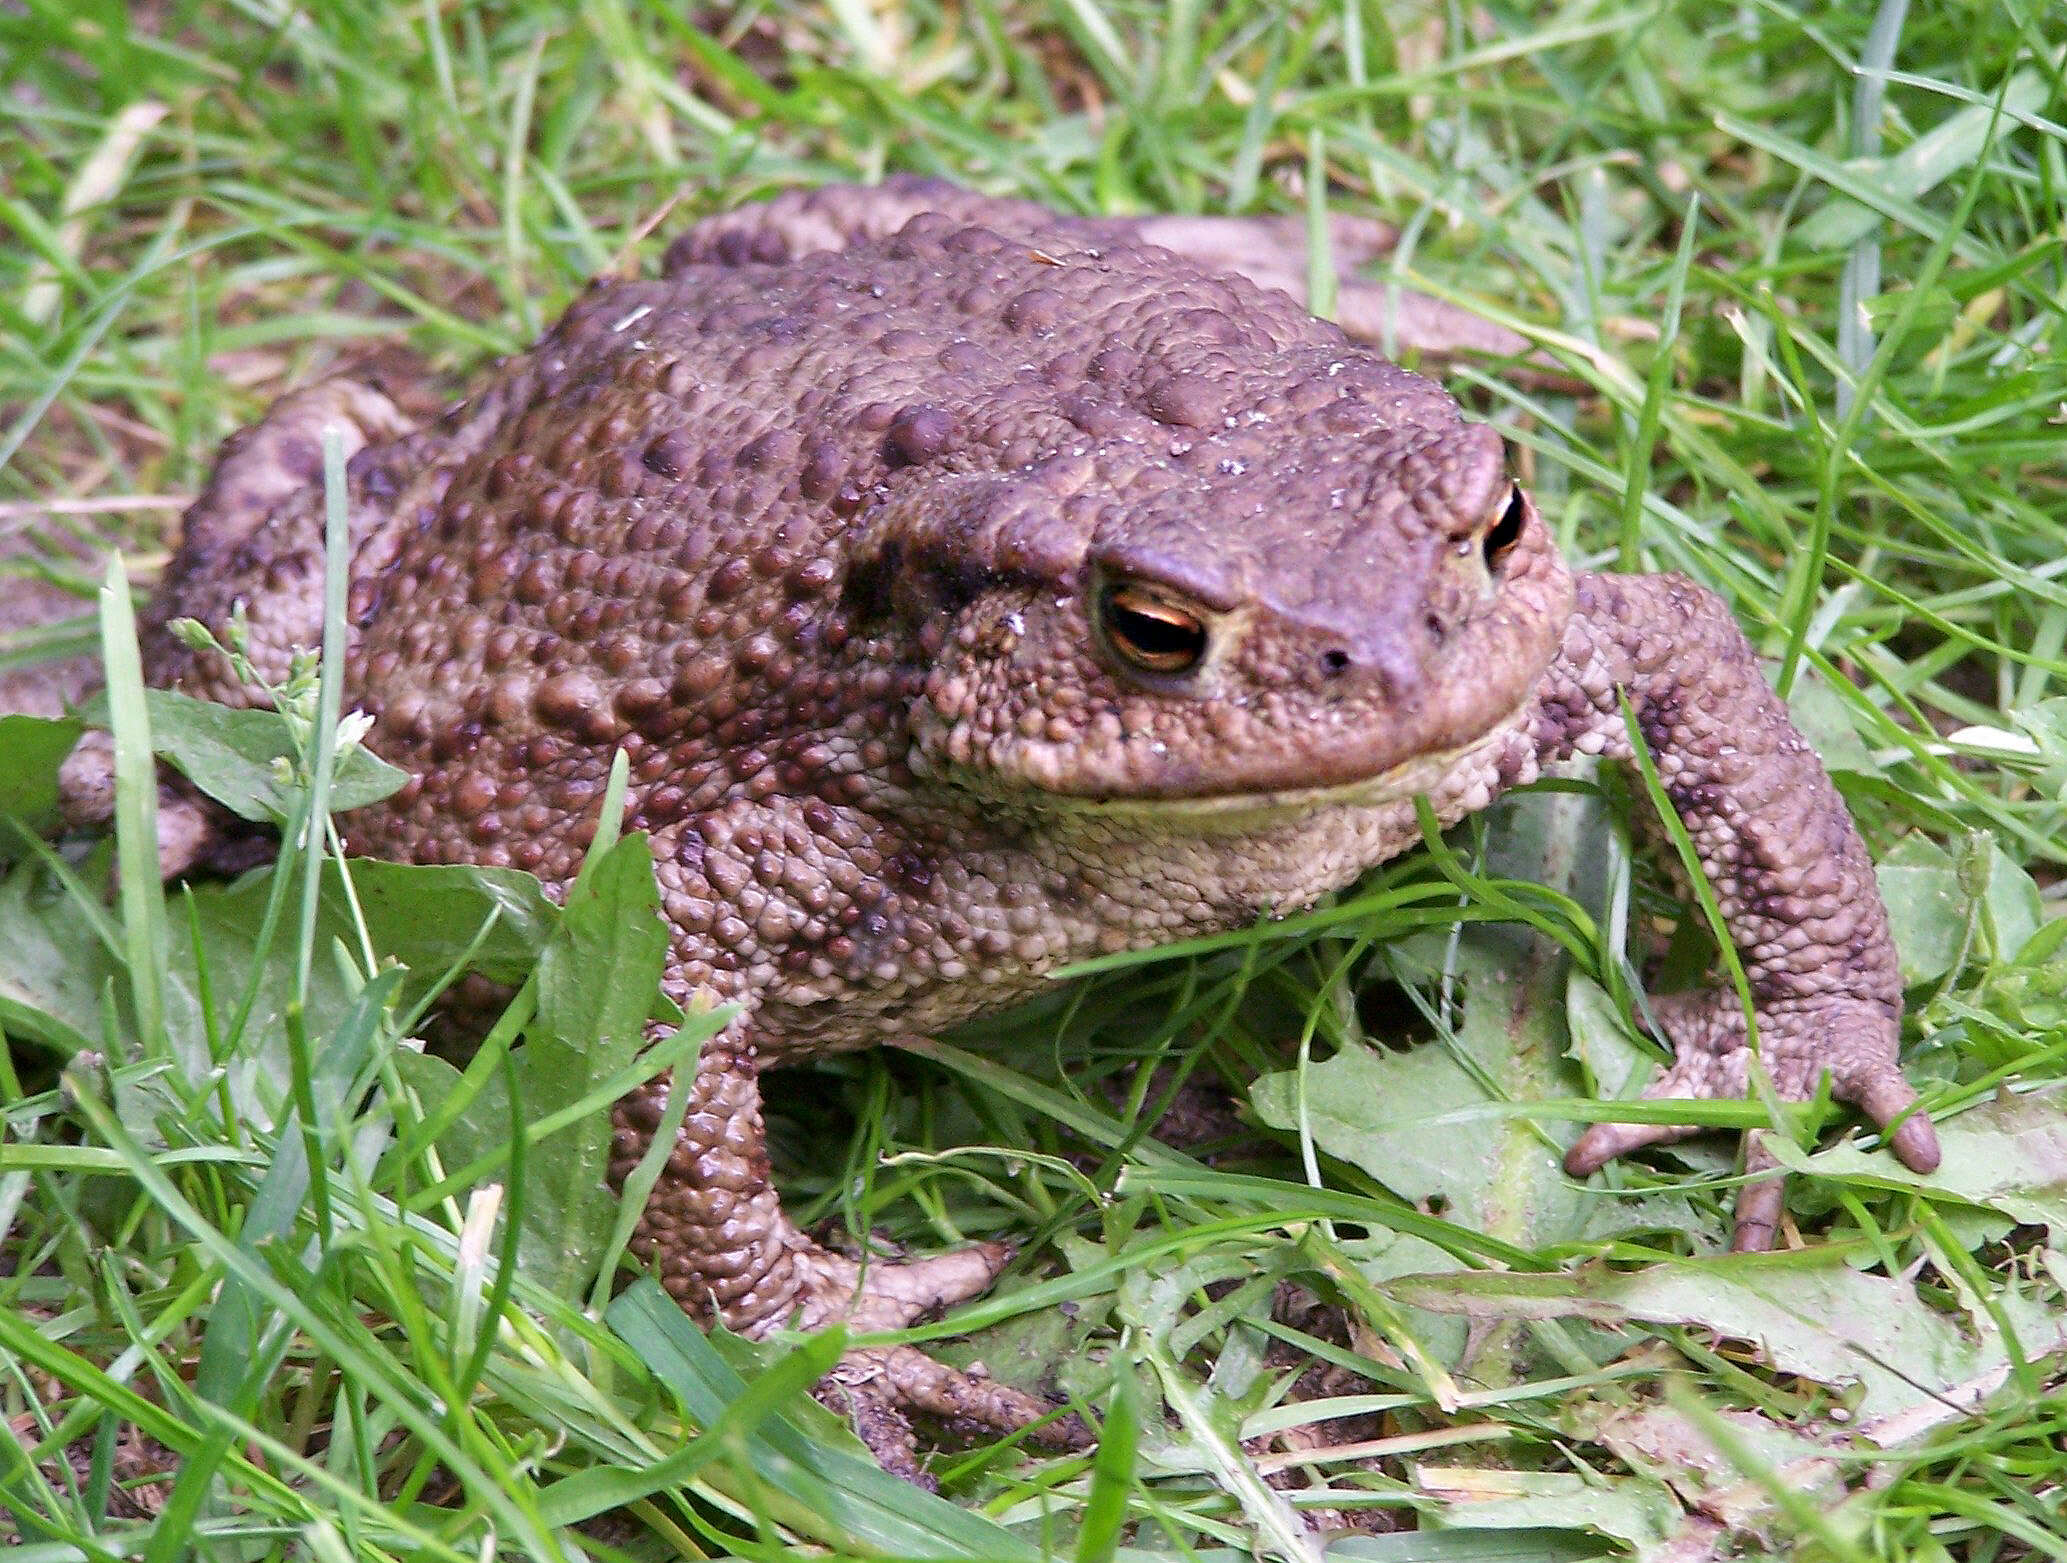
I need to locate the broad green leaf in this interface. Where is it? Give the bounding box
[78,686,410,823]
[1965,916,2067,1035]
[1384,1251,2067,1422]
[1564,972,1650,1101]
[342,858,559,986]
[1779,1083,2067,1242]
[1784,673,1879,778]
[393,830,676,1301]
[929,1272,1092,1399]
[1408,1466,1679,1552]
[0,853,116,1054]
[1876,835,1970,984]
[1877,833,2043,985]
[1251,790,1617,1251]
[156,859,558,1115]
[0,850,560,1108]
[0,712,83,833]
[1971,840,2044,959]
[510,831,668,1296]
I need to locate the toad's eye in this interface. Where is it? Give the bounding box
[1484,482,1528,572]
[1099,584,1209,676]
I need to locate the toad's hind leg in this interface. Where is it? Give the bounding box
[56,378,419,875]
[610,1015,1086,1478]
[139,377,419,703]
[662,174,1530,362]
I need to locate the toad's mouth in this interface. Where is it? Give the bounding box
[936,696,1535,826]
[1080,710,1525,821]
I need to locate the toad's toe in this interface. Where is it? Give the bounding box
[783,1240,1088,1472]
[818,1344,1089,1471]
[789,1240,1015,1334]
[1565,992,1752,1177]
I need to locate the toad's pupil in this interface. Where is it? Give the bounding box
[1485,482,1527,569]
[1104,588,1208,673]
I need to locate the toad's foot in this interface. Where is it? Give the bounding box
[787,1236,1015,1334]
[1564,989,1941,1249]
[785,1241,1090,1480]
[697,1232,1088,1479]
[812,1341,1088,1486]
[819,1346,1088,1486]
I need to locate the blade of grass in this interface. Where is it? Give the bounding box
[95,555,165,1054]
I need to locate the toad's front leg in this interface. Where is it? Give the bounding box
[1536,572,1941,1248]
[610,1021,1087,1479]
[592,806,1089,1479]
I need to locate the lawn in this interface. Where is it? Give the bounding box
[1,1,2064,1559]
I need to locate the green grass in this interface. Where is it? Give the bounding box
[3,1,2065,1558]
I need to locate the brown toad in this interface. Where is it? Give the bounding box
[58,178,1941,1461]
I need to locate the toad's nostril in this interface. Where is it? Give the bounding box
[1318,643,1422,700]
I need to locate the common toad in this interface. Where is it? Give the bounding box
[57,179,1942,1465]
